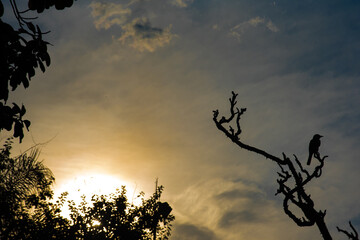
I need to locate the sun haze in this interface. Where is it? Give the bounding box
[53,173,141,218]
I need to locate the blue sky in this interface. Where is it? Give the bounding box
[2,0,360,239]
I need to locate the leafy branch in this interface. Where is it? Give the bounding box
[0,0,75,141]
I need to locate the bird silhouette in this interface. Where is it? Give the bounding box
[307,134,323,165]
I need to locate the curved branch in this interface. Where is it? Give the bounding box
[213,96,283,164]
[283,194,314,227]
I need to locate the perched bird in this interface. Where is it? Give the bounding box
[307,134,323,165]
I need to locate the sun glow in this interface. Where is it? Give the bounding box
[53,174,141,218]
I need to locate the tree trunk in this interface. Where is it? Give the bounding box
[316,217,332,240]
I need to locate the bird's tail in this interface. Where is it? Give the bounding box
[307,154,312,165]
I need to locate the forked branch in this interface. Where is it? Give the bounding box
[213,92,360,240]
[213,91,282,164]
[337,222,359,240]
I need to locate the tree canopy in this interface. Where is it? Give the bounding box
[0,139,175,239]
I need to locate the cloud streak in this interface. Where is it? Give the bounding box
[230,16,279,41]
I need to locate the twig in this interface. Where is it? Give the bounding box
[337,221,359,240]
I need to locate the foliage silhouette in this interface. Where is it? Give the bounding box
[61,186,174,240]
[0,0,75,142]
[213,91,359,240]
[0,140,175,239]
[0,138,55,239]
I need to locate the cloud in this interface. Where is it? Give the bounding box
[215,187,272,228]
[90,1,174,52]
[172,178,289,239]
[175,180,269,218]
[248,16,265,26]
[126,0,193,8]
[90,2,131,30]
[266,20,279,32]
[212,24,220,30]
[118,18,174,52]
[215,189,265,203]
[230,16,279,41]
[218,210,261,228]
[170,0,194,8]
[172,223,219,240]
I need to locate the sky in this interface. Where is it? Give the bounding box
[2,0,360,239]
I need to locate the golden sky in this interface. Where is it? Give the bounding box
[2,0,360,239]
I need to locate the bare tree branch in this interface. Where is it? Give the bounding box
[213,92,282,164]
[337,222,359,240]
[213,92,342,240]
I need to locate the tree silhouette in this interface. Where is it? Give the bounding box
[212,91,358,240]
[0,138,55,239]
[0,139,174,239]
[0,0,75,142]
[63,185,174,240]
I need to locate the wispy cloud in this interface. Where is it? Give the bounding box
[266,20,279,32]
[248,16,265,26]
[171,178,294,239]
[90,1,174,52]
[170,0,194,8]
[230,16,279,41]
[172,223,219,240]
[90,2,131,30]
[118,18,174,52]
[126,0,193,8]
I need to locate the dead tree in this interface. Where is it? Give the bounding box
[212,91,358,240]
